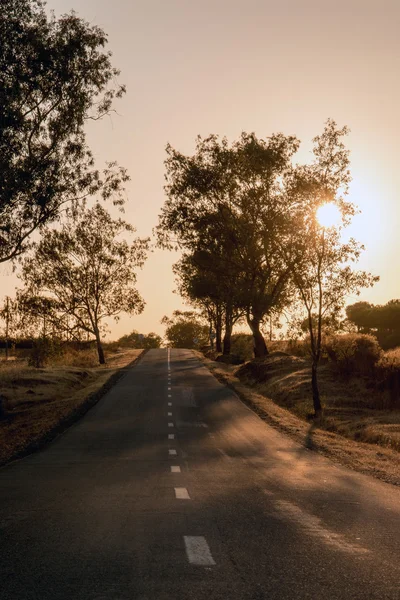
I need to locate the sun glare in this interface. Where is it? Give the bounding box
[316,203,341,228]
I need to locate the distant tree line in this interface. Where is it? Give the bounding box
[346,300,400,349]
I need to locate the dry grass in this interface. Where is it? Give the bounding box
[0,348,144,465]
[196,351,400,487]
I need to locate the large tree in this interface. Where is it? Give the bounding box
[283,120,378,416]
[157,132,298,357]
[20,204,149,364]
[0,0,127,263]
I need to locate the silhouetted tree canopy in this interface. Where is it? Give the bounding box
[161,310,208,349]
[0,0,127,263]
[157,132,299,357]
[117,330,162,349]
[346,299,400,348]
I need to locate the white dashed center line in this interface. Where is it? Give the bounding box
[168,394,172,398]
[168,402,172,406]
[168,433,175,439]
[168,422,174,427]
[171,466,181,473]
[168,387,171,390]
[168,412,172,416]
[184,536,216,565]
[169,449,177,456]
[175,487,190,500]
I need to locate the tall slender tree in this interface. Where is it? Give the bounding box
[282,120,378,415]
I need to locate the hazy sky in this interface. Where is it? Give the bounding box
[2,0,400,339]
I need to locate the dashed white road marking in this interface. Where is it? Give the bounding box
[184,536,216,566]
[168,394,172,398]
[168,412,172,416]
[175,487,190,500]
[168,422,174,427]
[169,449,177,456]
[168,402,172,406]
[168,387,171,390]
[171,466,181,473]
[168,434,175,439]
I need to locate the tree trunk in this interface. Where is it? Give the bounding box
[5,296,9,361]
[208,321,214,351]
[223,329,231,355]
[223,305,233,355]
[215,308,223,353]
[311,361,322,416]
[247,316,268,358]
[94,327,105,364]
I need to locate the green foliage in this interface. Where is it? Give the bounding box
[117,330,162,349]
[346,300,400,349]
[0,0,127,263]
[324,334,382,377]
[162,311,208,349]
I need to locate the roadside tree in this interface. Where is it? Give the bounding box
[283,121,378,416]
[20,204,150,364]
[161,311,208,349]
[117,330,162,349]
[0,0,127,263]
[157,132,299,357]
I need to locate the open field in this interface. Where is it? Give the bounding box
[0,348,144,466]
[198,351,400,486]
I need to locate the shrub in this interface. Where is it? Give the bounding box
[285,338,311,358]
[58,348,99,368]
[28,339,64,368]
[375,348,400,407]
[230,334,254,361]
[324,333,382,376]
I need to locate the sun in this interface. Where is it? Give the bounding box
[316,203,341,228]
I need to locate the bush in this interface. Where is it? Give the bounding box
[285,338,311,358]
[324,334,382,376]
[375,348,400,407]
[28,338,63,368]
[58,348,99,368]
[230,334,255,361]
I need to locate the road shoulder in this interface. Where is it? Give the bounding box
[196,351,400,487]
[0,349,146,467]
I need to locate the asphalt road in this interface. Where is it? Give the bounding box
[1,348,400,599]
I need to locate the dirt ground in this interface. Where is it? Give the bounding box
[197,351,400,487]
[0,349,144,465]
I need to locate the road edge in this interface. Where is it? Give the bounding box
[195,351,400,487]
[0,349,148,469]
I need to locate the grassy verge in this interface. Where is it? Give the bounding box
[196,351,400,487]
[0,348,145,466]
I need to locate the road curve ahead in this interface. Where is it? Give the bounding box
[1,348,400,599]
